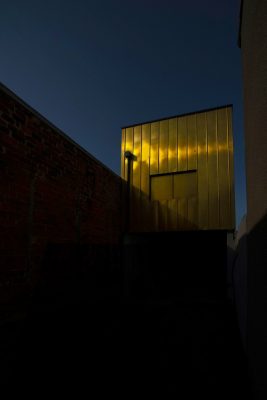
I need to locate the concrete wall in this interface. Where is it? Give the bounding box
[0,83,123,318]
[230,217,247,351]
[241,0,267,230]
[240,1,267,398]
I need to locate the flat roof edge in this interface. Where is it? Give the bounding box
[0,81,119,179]
[121,104,233,129]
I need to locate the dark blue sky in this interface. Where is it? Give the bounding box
[0,0,246,226]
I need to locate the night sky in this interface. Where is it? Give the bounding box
[0,0,246,226]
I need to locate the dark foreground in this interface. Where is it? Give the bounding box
[1,232,251,397]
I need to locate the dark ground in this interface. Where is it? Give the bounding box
[1,233,252,397]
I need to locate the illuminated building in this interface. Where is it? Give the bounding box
[121,105,235,232]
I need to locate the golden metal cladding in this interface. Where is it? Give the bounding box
[121,105,235,232]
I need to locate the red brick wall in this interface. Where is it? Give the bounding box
[0,84,123,311]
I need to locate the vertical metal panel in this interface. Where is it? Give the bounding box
[187,114,197,170]
[125,127,134,184]
[152,200,159,231]
[159,201,164,232]
[162,199,168,230]
[133,125,141,189]
[168,118,177,172]
[151,175,172,200]
[158,200,168,231]
[178,116,188,171]
[168,199,177,230]
[159,120,169,173]
[150,122,159,175]
[227,107,235,227]
[132,126,141,229]
[217,108,230,228]
[178,198,188,230]
[142,197,151,232]
[125,127,134,230]
[121,128,126,178]
[140,124,150,231]
[141,124,150,195]
[176,199,181,230]
[174,172,197,230]
[121,105,235,232]
[125,127,134,152]
[197,112,209,228]
[133,124,141,228]
[173,172,197,199]
[187,197,198,229]
[207,110,219,229]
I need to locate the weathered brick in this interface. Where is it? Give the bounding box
[0,85,124,308]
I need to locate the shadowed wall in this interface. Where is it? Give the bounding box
[0,83,124,317]
[240,1,267,398]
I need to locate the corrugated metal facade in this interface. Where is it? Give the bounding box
[121,105,235,232]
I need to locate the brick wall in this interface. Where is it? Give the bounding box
[0,83,124,315]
